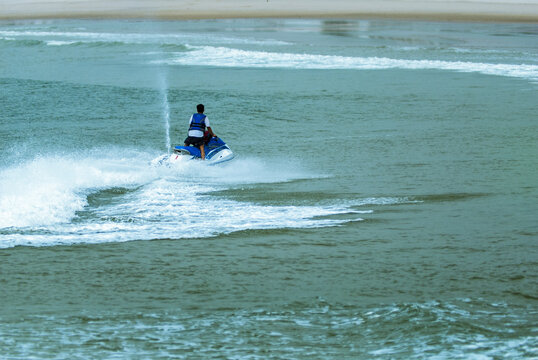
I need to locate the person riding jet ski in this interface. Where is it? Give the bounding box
[184,104,216,160]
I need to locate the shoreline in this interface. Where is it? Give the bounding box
[1,0,538,23]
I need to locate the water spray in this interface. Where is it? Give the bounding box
[159,73,171,154]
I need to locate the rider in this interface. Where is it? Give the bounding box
[184,104,216,160]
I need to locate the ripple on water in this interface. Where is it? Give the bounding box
[0,299,535,359]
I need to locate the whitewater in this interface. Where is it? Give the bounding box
[0,152,381,247]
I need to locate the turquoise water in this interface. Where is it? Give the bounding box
[0,19,537,358]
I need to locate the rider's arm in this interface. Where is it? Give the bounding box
[207,126,216,137]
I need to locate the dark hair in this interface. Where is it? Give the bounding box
[197,104,204,113]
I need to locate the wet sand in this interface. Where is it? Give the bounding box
[1,0,538,22]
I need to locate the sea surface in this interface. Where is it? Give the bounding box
[0,18,537,359]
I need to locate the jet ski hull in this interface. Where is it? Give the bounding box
[152,137,235,166]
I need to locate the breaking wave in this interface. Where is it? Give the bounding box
[161,46,538,81]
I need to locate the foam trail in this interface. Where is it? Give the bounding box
[0,153,380,248]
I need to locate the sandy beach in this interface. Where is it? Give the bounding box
[1,0,538,22]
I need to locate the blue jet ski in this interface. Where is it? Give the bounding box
[152,136,235,166]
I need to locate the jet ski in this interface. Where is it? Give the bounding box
[152,136,235,166]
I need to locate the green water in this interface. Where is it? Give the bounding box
[0,19,537,358]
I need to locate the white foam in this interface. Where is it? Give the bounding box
[0,152,348,247]
[46,40,77,46]
[0,30,288,46]
[0,151,413,248]
[0,152,154,229]
[162,46,538,81]
[161,156,320,185]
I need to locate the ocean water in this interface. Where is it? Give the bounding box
[0,18,537,358]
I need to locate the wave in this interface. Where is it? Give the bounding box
[0,37,45,46]
[0,35,129,48]
[0,30,288,46]
[161,46,538,81]
[1,37,190,50]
